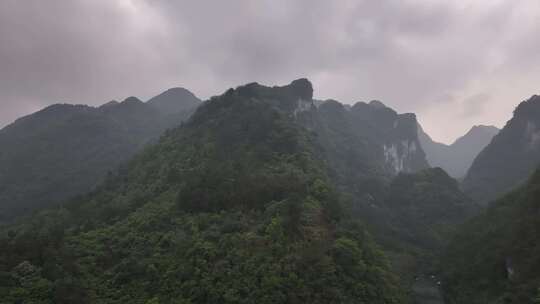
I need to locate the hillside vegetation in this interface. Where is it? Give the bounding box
[442,168,540,303]
[0,80,404,303]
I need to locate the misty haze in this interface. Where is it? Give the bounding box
[1,1,540,304]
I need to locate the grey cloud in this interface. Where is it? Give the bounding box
[461,93,491,118]
[1,0,540,143]
[0,0,172,121]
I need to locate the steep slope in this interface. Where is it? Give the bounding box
[0,79,404,303]
[353,168,478,296]
[348,100,429,175]
[299,99,429,187]
[418,124,499,179]
[297,99,475,296]
[0,89,200,220]
[298,99,469,242]
[381,169,477,304]
[299,100,470,250]
[379,168,477,255]
[463,95,540,203]
[442,168,540,304]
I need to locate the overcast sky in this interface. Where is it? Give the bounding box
[1,0,539,143]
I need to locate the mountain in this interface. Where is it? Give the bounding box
[146,87,200,114]
[0,79,405,303]
[418,124,499,179]
[300,99,429,185]
[0,88,200,221]
[299,99,471,246]
[441,167,540,304]
[299,99,470,245]
[463,95,540,203]
[295,94,476,301]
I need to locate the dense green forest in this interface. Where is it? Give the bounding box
[369,168,478,276]
[0,80,405,303]
[442,168,540,303]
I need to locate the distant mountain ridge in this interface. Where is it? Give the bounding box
[0,88,201,220]
[463,95,540,203]
[418,124,499,178]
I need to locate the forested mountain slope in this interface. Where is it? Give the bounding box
[0,79,405,303]
[442,167,540,304]
[463,95,540,203]
[0,89,200,221]
[297,98,477,296]
[298,99,474,253]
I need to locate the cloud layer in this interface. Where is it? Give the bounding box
[1,0,539,142]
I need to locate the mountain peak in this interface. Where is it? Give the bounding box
[122,96,144,104]
[149,87,198,101]
[236,78,313,100]
[369,100,387,109]
[160,87,195,96]
[514,94,540,119]
[468,124,500,135]
[288,78,313,100]
[471,124,499,130]
[455,125,499,144]
[147,87,201,114]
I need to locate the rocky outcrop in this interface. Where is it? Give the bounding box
[348,101,429,174]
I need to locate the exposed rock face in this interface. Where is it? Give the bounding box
[288,78,314,100]
[463,95,540,203]
[418,124,499,179]
[213,80,428,177]
[383,140,419,173]
[293,98,314,117]
[348,101,429,175]
[525,121,540,149]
